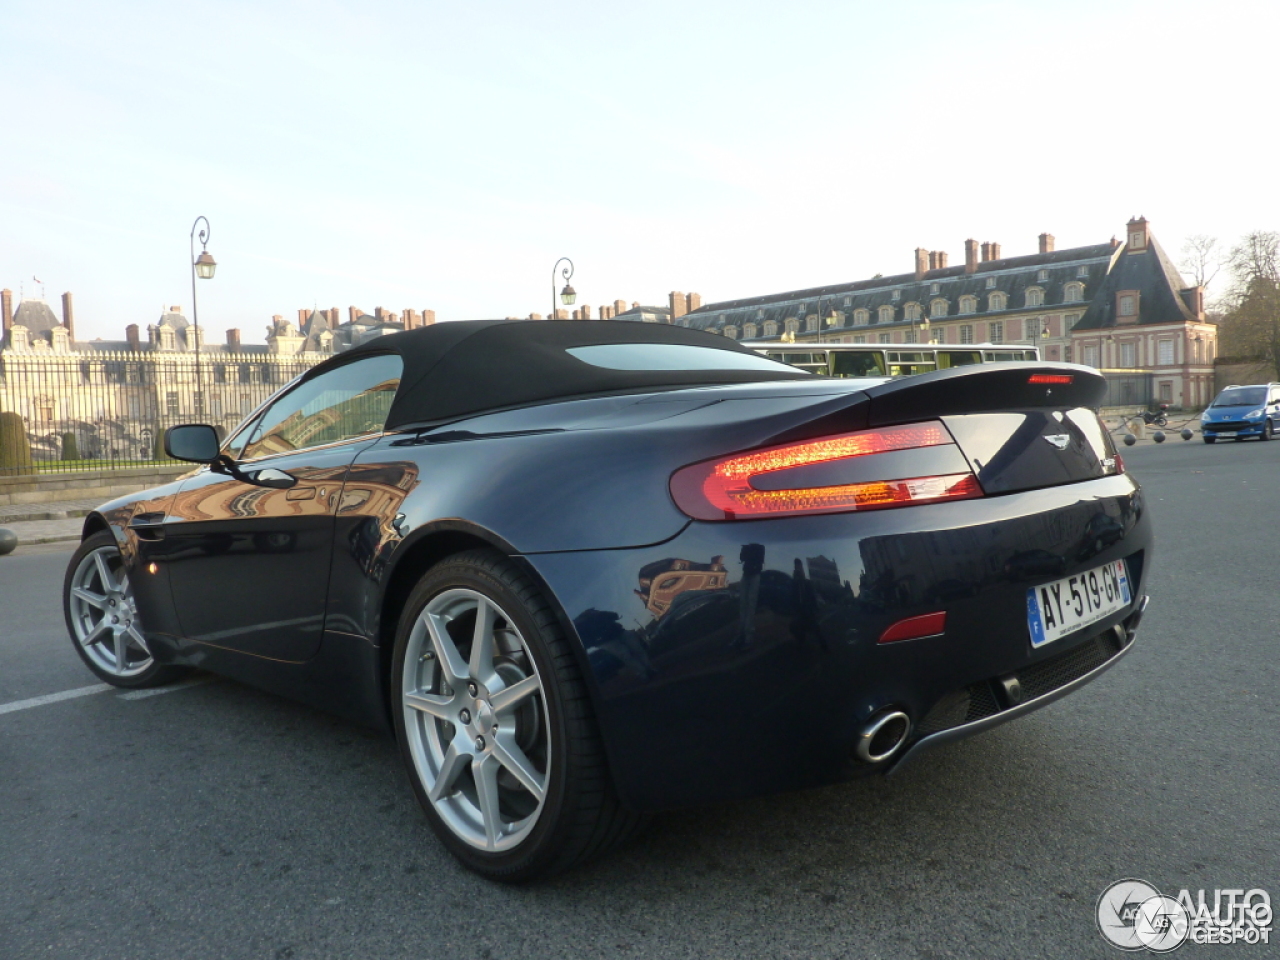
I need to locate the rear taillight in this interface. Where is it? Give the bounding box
[669,421,984,521]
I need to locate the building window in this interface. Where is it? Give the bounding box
[1120,341,1136,367]
[743,323,757,339]
[929,283,940,295]
[904,331,918,344]
[166,392,179,417]
[878,305,894,324]
[1064,282,1084,303]
[903,302,922,321]
[959,324,974,344]
[891,289,901,301]
[843,296,852,307]
[1038,269,1049,282]
[1158,339,1174,365]
[789,318,803,335]
[930,299,948,318]
[989,321,1004,342]
[989,292,1007,311]
[724,326,738,339]
[958,295,976,314]
[853,334,866,343]
[1077,265,1089,277]
[878,333,890,343]
[1064,345,1073,362]
[1065,313,1081,331]
[756,309,765,320]
[1119,294,1136,316]
[763,320,779,337]
[1160,381,1173,403]
[1083,344,1098,367]
[1025,287,1044,307]
[853,308,869,326]
[985,277,997,289]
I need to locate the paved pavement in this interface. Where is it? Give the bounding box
[1,441,1277,960]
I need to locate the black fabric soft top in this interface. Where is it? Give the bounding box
[304,319,812,429]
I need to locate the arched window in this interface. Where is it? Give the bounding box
[1064,282,1084,302]
[958,295,976,315]
[904,302,922,321]
[854,308,869,326]
[724,325,738,339]
[1025,287,1044,307]
[743,323,758,339]
[988,291,1007,311]
[930,299,948,318]
[804,315,817,332]
[763,320,779,337]
[787,318,801,335]
[877,305,894,324]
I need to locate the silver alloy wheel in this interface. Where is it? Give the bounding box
[67,545,152,678]
[401,588,551,852]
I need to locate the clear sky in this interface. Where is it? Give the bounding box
[2,0,1277,343]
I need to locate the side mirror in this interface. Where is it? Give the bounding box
[165,424,221,463]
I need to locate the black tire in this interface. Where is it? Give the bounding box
[1203,437,1215,444]
[62,531,187,688]
[1261,421,1273,441]
[391,549,645,882]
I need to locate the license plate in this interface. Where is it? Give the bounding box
[1026,559,1131,648]
[1216,430,1236,436]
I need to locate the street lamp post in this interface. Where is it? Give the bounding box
[916,317,931,344]
[552,258,575,320]
[189,216,216,418]
[815,298,840,343]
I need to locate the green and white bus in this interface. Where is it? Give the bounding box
[745,342,1041,378]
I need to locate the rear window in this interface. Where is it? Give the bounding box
[566,343,806,373]
[1214,387,1266,407]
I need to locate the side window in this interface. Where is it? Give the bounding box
[239,354,403,460]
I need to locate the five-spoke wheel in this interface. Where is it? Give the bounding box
[62,532,184,687]
[392,550,643,881]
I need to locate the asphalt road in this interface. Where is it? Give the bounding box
[1,438,1277,960]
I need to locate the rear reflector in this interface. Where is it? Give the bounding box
[670,421,984,521]
[1028,374,1074,384]
[879,611,948,644]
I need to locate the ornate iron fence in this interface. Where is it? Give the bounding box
[0,352,318,474]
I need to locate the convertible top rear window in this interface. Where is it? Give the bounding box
[567,343,805,373]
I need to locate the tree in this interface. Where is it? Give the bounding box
[1179,234,1222,292]
[0,411,34,476]
[1219,231,1280,363]
[61,431,80,461]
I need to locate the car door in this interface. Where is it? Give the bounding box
[160,353,403,662]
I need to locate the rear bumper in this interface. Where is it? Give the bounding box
[526,473,1152,811]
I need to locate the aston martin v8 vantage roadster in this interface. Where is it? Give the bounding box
[62,319,1151,881]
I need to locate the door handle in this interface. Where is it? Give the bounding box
[285,486,317,501]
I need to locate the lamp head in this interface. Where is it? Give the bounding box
[560,283,577,306]
[194,250,217,280]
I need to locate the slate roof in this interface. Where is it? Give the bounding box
[11,298,63,336]
[1072,234,1197,330]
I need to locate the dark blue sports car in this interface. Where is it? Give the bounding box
[62,319,1151,881]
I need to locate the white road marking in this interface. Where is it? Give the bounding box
[0,683,112,715]
[116,676,217,700]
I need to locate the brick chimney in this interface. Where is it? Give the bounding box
[421,309,435,326]
[936,251,949,269]
[990,242,1001,261]
[126,324,140,352]
[965,239,979,274]
[928,251,938,271]
[329,307,340,326]
[981,242,992,262]
[669,292,687,322]
[1182,286,1205,319]
[349,306,362,323]
[1039,233,1055,254]
[226,328,241,350]
[1,288,11,333]
[914,247,929,279]
[374,306,386,321]
[1126,216,1150,251]
[297,308,308,325]
[529,313,543,321]
[687,292,702,313]
[61,291,75,340]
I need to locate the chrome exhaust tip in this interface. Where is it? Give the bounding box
[855,710,911,763]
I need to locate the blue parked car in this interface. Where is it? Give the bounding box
[1201,383,1280,442]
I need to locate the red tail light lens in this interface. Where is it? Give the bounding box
[1028,374,1073,384]
[670,421,984,521]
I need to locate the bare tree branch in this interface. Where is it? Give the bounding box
[1179,234,1221,291]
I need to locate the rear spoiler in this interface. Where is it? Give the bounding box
[860,362,1107,427]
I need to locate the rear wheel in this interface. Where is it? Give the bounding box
[392,550,644,881]
[62,532,186,688]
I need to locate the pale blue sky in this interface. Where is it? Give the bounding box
[2,0,1276,342]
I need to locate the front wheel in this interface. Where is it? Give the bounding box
[62,532,187,688]
[1203,436,1216,444]
[392,550,644,882]
[1261,421,1273,441]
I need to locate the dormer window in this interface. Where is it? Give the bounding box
[985,277,997,289]
[930,299,948,318]
[1077,265,1089,277]
[959,295,977,314]
[929,283,940,295]
[853,308,869,326]
[989,291,1007,311]
[763,320,779,337]
[891,290,901,301]
[1064,282,1085,303]
[1038,269,1049,282]
[1025,287,1044,307]
[843,296,852,307]
[743,323,758,339]
[1119,294,1137,316]
[904,302,922,321]
[724,325,738,339]
[877,305,894,324]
